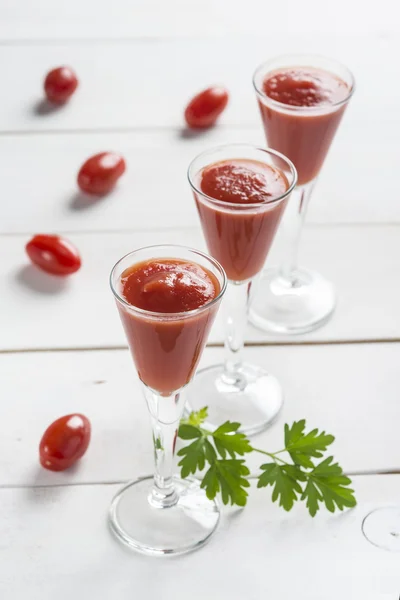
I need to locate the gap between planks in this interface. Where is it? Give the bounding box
[1,222,400,237]
[0,469,398,492]
[1,337,400,356]
[0,32,379,47]
[0,36,207,47]
[0,123,257,137]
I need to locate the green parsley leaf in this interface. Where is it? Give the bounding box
[183,407,209,427]
[301,457,356,516]
[284,420,335,469]
[257,463,306,511]
[201,460,250,506]
[177,421,217,477]
[178,424,202,440]
[212,421,253,458]
[177,437,207,477]
[177,410,357,517]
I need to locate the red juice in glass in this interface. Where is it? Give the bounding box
[259,66,350,185]
[117,258,221,394]
[187,145,297,436]
[109,245,226,555]
[194,158,289,282]
[252,56,354,335]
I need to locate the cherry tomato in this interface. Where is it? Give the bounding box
[26,234,81,276]
[77,152,126,195]
[39,414,91,472]
[44,67,78,104]
[184,86,229,128]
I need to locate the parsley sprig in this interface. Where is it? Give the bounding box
[177,408,356,516]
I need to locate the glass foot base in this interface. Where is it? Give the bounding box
[362,507,400,552]
[249,267,336,335]
[109,475,220,556]
[185,362,283,436]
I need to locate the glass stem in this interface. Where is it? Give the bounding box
[142,384,186,509]
[280,180,316,282]
[222,280,252,382]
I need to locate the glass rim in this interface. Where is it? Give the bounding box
[110,243,227,320]
[252,54,356,113]
[187,143,298,209]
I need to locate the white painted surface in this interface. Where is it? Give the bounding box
[0,36,393,133]
[0,0,396,40]
[0,475,398,599]
[1,225,399,351]
[1,127,399,234]
[1,1,399,590]
[1,343,399,488]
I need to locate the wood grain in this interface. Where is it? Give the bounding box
[0,36,393,133]
[1,343,399,488]
[0,475,398,599]
[1,0,399,594]
[0,0,396,40]
[1,225,399,351]
[1,128,399,235]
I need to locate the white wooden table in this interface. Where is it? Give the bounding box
[1,2,399,597]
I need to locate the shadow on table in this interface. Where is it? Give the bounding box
[32,99,63,116]
[68,190,113,212]
[223,505,246,525]
[177,127,214,140]
[23,464,83,504]
[15,265,69,295]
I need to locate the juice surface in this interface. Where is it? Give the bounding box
[117,257,221,394]
[263,67,349,108]
[195,158,289,282]
[121,258,219,313]
[258,66,351,184]
[200,159,288,205]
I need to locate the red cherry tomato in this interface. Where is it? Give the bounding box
[44,67,78,104]
[77,152,126,195]
[39,414,91,472]
[26,234,81,276]
[184,86,229,128]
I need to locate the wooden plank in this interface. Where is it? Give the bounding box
[0,35,394,133]
[0,475,398,599]
[1,128,399,233]
[0,349,153,487]
[0,1,395,40]
[0,129,257,235]
[1,343,399,488]
[0,226,399,351]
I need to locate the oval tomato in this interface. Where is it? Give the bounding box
[26,234,81,276]
[184,86,229,128]
[77,152,126,196]
[39,414,91,472]
[44,66,78,104]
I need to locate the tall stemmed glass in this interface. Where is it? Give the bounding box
[186,144,297,435]
[109,245,226,555]
[252,55,355,334]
